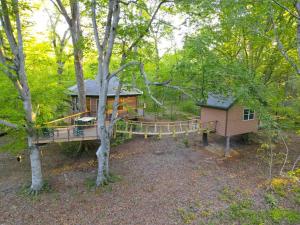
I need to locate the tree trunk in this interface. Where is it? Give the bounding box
[295,2,300,62]
[24,97,43,191]
[71,28,86,112]
[96,142,106,185]
[29,141,43,191]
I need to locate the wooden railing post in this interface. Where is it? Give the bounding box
[198,122,202,134]
[68,128,70,142]
[113,124,116,139]
[173,125,176,138]
[159,126,162,139]
[129,124,133,138]
[144,125,148,139]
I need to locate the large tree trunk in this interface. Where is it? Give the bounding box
[29,140,43,190]
[23,88,43,191]
[295,2,300,62]
[53,0,86,111]
[96,142,106,185]
[70,23,86,112]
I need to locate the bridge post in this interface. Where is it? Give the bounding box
[129,125,133,138]
[158,125,161,139]
[202,131,208,146]
[225,136,231,157]
[144,126,148,139]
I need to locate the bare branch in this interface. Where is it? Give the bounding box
[139,63,163,106]
[51,0,72,25]
[279,133,289,175]
[109,61,140,79]
[104,0,121,64]
[120,0,137,5]
[124,0,172,57]
[0,119,18,129]
[108,81,122,136]
[91,0,103,56]
[0,0,18,55]
[271,9,300,75]
[102,0,115,51]
[292,154,300,171]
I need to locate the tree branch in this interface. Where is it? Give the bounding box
[271,9,300,75]
[124,0,171,57]
[270,0,300,19]
[51,0,72,26]
[0,119,18,129]
[109,61,140,79]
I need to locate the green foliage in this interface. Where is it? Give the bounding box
[269,208,300,224]
[183,138,189,147]
[264,192,278,209]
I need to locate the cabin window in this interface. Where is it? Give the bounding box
[243,108,254,120]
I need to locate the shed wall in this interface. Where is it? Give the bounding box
[200,107,227,136]
[226,105,258,136]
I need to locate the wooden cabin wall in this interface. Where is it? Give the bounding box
[71,95,139,117]
[200,107,227,136]
[226,105,259,136]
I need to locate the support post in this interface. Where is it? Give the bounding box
[202,131,208,146]
[225,136,231,157]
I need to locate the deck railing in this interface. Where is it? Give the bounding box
[33,118,217,144]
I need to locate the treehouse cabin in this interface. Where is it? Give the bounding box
[198,94,259,153]
[68,77,143,118]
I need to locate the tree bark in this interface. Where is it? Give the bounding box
[0,0,43,191]
[295,1,300,62]
[53,0,86,111]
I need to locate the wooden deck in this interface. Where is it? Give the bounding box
[34,118,217,144]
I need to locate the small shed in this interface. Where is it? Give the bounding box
[68,77,143,118]
[198,94,258,153]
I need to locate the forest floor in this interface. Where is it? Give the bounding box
[0,133,299,225]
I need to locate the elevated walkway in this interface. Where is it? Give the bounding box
[33,113,216,144]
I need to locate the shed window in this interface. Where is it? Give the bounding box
[243,109,254,120]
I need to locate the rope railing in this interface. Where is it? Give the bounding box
[33,118,217,144]
[43,111,90,126]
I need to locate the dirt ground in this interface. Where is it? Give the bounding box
[0,133,299,225]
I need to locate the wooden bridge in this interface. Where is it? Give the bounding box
[33,113,217,144]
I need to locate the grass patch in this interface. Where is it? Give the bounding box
[85,172,122,192]
[205,198,300,225]
[177,207,196,224]
[218,186,239,203]
[183,138,190,148]
[18,180,53,200]
[264,192,278,208]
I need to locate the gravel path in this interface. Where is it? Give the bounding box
[0,133,285,224]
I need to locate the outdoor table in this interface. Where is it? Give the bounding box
[76,117,96,125]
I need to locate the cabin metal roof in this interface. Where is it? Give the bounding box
[198,93,236,110]
[68,77,143,97]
